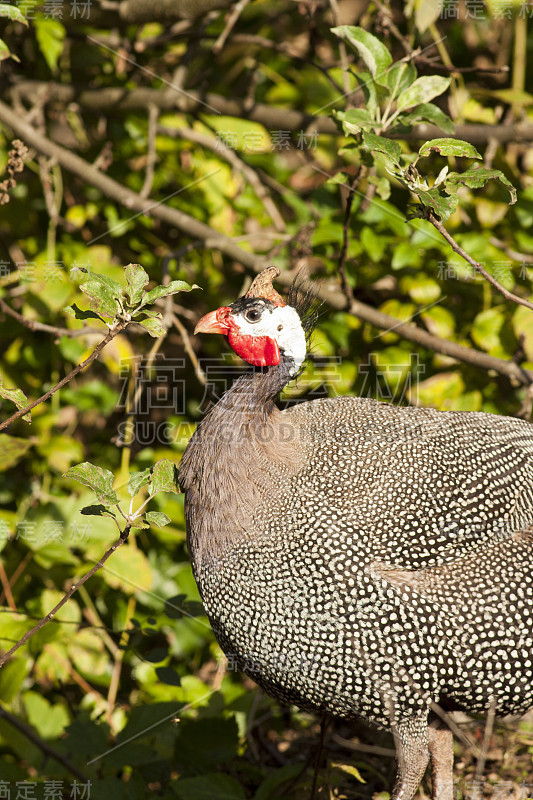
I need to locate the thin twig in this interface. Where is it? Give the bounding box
[0,320,127,432]
[140,104,158,199]
[1,101,532,388]
[171,312,207,386]
[212,0,252,54]
[0,295,102,339]
[489,236,533,265]
[11,82,533,143]
[0,561,16,612]
[0,551,32,606]
[428,212,533,313]
[0,705,89,781]
[0,525,131,668]
[338,174,362,303]
[472,700,496,799]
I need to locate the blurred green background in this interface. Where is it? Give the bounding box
[0,0,533,797]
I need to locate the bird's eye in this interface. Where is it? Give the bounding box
[244,308,262,323]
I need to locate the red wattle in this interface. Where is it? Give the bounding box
[227,330,280,367]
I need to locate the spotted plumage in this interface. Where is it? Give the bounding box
[179,268,533,799]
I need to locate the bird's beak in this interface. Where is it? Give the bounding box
[194,307,231,335]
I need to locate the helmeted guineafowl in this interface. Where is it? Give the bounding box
[179,266,533,799]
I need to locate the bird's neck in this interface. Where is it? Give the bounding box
[179,359,303,569]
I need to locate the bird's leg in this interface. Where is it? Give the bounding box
[428,724,454,800]
[391,714,430,800]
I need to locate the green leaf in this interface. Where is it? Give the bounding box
[398,103,454,134]
[64,462,119,507]
[137,316,166,337]
[150,459,178,496]
[335,107,374,134]
[0,434,33,471]
[155,666,181,686]
[396,76,450,112]
[385,61,417,98]
[445,166,517,204]
[23,692,69,739]
[410,186,458,221]
[80,278,122,319]
[331,26,392,85]
[80,504,116,518]
[127,468,152,497]
[0,385,30,422]
[0,3,28,24]
[413,0,444,32]
[0,38,12,61]
[361,131,402,166]
[125,263,149,306]
[368,174,391,200]
[418,137,482,159]
[63,303,104,321]
[142,280,195,305]
[103,547,152,593]
[145,511,171,528]
[34,18,66,72]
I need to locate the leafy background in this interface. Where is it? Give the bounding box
[1,0,533,797]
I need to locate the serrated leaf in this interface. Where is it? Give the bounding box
[63,303,104,322]
[80,279,122,319]
[419,137,482,159]
[332,26,392,85]
[64,462,119,507]
[362,131,402,166]
[397,76,450,112]
[410,186,458,221]
[125,263,149,306]
[150,459,177,496]
[0,385,30,422]
[138,316,166,338]
[398,103,454,134]
[145,511,171,528]
[142,280,194,305]
[80,504,116,518]
[127,468,152,497]
[0,3,28,24]
[385,61,417,98]
[445,166,516,204]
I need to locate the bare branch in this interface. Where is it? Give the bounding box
[212,0,252,54]
[140,104,158,199]
[428,212,533,313]
[0,320,127,432]
[0,706,89,781]
[0,294,102,339]
[11,82,533,143]
[0,100,530,388]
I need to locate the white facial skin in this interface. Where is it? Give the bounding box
[231,304,307,375]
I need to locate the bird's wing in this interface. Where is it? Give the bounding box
[286,396,533,569]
